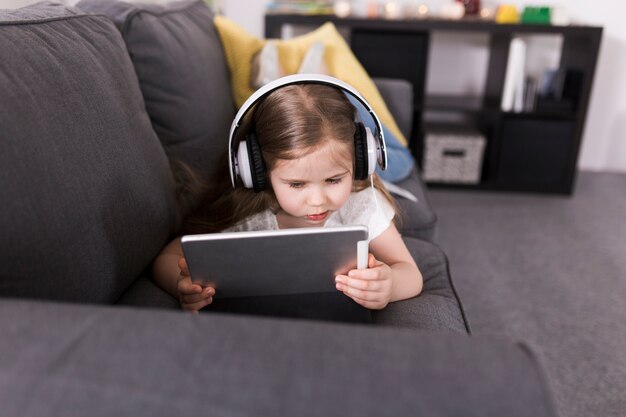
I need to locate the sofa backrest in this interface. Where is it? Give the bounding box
[0,2,178,303]
[77,0,236,184]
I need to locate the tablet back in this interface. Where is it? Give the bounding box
[181,226,368,298]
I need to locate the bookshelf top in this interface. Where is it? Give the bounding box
[265,14,603,37]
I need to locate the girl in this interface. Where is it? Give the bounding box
[152,80,423,320]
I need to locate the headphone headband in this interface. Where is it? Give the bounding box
[228,74,387,187]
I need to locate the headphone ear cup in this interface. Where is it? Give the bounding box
[246,132,267,192]
[353,122,368,180]
[235,140,253,189]
[364,126,378,177]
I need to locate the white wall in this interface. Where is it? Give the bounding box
[3,0,623,172]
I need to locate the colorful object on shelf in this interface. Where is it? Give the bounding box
[333,0,351,18]
[266,1,334,15]
[367,0,379,18]
[479,5,495,20]
[383,1,402,19]
[521,6,551,25]
[440,1,465,20]
[551,5,570,26]
[495,4,519,24]
[455,0,480,15]
[404,2,429,19]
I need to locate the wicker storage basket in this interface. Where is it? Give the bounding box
[423,130,486,184]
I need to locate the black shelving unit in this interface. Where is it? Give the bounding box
[265,14,603,194]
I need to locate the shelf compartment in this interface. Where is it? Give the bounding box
[496,115,576,193]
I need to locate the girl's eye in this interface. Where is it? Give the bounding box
[289,182,304,189]
[326,178,341,185]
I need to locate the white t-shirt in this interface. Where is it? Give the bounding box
[225,187,395,242]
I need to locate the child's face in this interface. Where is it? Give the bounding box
[270,140,353,228]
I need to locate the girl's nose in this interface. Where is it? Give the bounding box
[307,187,326,206]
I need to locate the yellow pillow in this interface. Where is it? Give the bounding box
[214,16,408,147]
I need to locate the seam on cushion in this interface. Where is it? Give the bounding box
[515,342,560,415]
[442,247,472,334]
[0,13,104,26]
[119,0,205,38]
[403,238,470,333]
[425,240,472,334]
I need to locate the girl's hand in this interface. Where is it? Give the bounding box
[177,257,215,312]
[335,253,393,310]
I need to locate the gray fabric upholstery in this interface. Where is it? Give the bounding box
[396,168,439,241]
[77,0,235,178]
[0,299,557,417]
[373,237,469,332]
[116,272,180,309]
[373,77,414,139]
[0,1,76,20]
[0,3,177,303]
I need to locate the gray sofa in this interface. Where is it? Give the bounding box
[0,1,556,415]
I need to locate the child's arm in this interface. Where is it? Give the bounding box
[334,223,423,310]
[152,238,215,311]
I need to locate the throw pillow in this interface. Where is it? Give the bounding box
[214,16,408,147]
[77,0,235,176]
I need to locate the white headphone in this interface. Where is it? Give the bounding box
[228,74,387,191]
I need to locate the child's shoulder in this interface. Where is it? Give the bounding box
[332,188,394,240]
[348,187,389,207]
[338,188,394,221]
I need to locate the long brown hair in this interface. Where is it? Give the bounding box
[182,83,397,234]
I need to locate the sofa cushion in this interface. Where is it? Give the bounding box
[77,0,235,177]
[0,3,177,303]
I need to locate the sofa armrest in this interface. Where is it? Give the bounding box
[0,298,557,417]
[373,237,467,331]
[372,77,414,139]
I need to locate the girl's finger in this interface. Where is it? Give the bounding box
[347,268,382,281]
[178,278,203,294]
[178,257,190,276]
[336,275,383,292]
[181,297,213,312]
[181,287,214,301]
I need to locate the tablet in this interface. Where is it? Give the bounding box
[180,225,368,298]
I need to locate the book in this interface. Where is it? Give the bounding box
[523,76,538,112]
[501,37,527,112]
